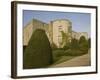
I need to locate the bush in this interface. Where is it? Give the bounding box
[63,42,71,50]
[64,49,85,56]
[52,49,65,62]
[23,46,27,53]
[79,36,88,52]
[70,38,79,49]
[53,50,65,57]
[23,29,53,69]
[88,38,91,48]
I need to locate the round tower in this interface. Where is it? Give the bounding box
[52,19,72,48]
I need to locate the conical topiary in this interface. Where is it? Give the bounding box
[23,29,53,69]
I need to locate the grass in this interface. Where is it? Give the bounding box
[52,56,75,65]
[52,49,77,65]
[52,48,88,65]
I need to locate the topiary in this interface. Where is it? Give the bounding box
[79,36,88,53]
[70,38,79,49]
[23,29,53,69]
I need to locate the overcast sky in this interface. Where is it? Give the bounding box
[23,10,91,37]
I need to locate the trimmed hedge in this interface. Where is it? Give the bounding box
[23,29,53,69]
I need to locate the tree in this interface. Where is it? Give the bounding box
[70,38,79,49]
[63,38,85,56]
[79,36,88,52]
[23,29,53,69]
[88,38,91,48]
[79,36,87,44]
[60,31,71,48]
[63,42,71,50]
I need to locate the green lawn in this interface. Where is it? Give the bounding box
[52,56,75,65]
[52,48,88,65]
[52,49,78,65]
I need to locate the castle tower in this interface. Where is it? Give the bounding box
[50,19,72,48]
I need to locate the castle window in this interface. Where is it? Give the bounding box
[58,26,63,32]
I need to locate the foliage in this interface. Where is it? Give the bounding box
[52,49,65,62]
[79,36,88,53]
[64,49,85,56]
[63,42,71,50]
[23,29,53,69]
[60,31,70,47]
[23,46,27,53]
[70,38,79,49]
[51,42,57,50]
[88,38,91,48]
[79,36,87,44]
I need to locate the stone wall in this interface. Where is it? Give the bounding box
[51,19,72,48]
[23,18,88,48]
[72,31,88,40]
[23,19,48,46]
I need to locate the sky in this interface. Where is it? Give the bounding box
[23,10,91,36]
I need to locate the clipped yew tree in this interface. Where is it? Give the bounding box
[79,36,88,53]
[23,29,53,69]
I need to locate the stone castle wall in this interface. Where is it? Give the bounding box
[23,19,88,48]
[72,31,88,40]
[23,19,48,46]
[51,19,72,48]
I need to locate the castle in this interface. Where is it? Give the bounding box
[23,19,88,48]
